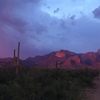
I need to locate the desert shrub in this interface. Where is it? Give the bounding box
[0,67,99,100]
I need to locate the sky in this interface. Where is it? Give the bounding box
[0,0,100,59]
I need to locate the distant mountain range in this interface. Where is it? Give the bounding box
[1,49,100,68]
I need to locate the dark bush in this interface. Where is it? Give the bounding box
[0,67,99,100]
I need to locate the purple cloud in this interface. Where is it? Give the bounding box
[93,6,100,19]
[54,8,60,13]
[0,0,100,59]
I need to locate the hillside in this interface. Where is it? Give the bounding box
[1,49,100,68]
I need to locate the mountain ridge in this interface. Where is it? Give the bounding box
[0,49,100,68]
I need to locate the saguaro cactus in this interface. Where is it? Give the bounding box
[14,49,16,66]
[13,42,20,74]
[16,42,20,74]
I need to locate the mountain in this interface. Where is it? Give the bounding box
[1,49,100,68]
[0,58,14,68]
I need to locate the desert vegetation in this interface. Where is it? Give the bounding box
[0,67,99,100]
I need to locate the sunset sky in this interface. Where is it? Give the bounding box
[0,0,100,59]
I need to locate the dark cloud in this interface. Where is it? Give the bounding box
[54,8,60,13]
[0,0,43,58]
[69,15,76,25]
[0,16,28,33]
[93,6,100,19]
[0,0,100,59]
[70,15,76,20]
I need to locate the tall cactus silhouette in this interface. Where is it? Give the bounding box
[14,42,20,74]
[14,49,16,67]
[16,42,20,74]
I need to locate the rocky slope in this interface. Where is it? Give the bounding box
[1,49,100,68]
